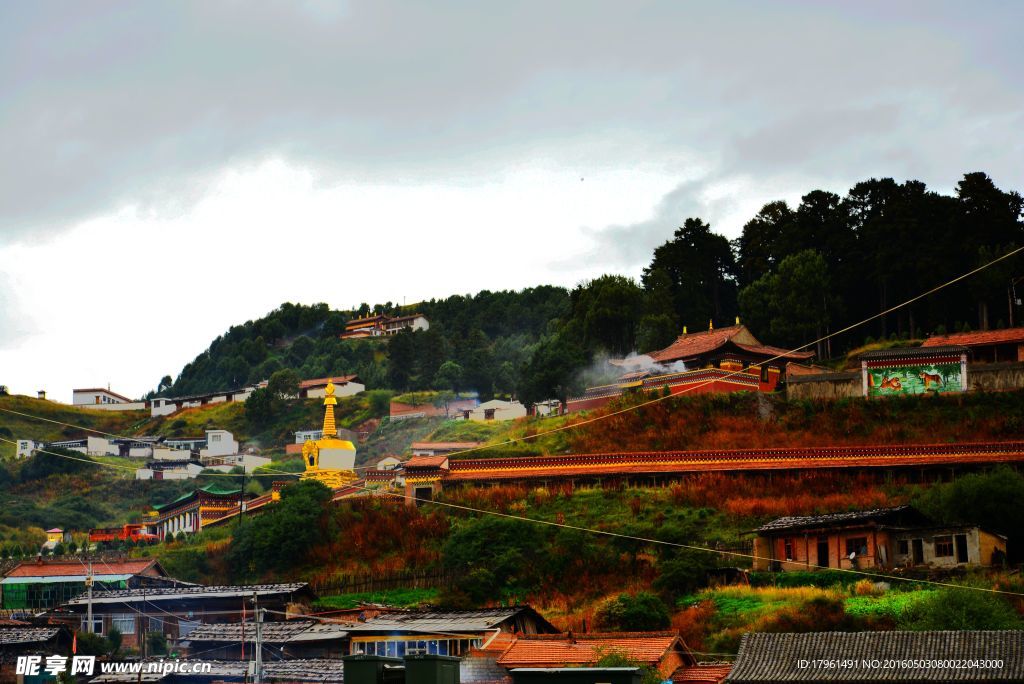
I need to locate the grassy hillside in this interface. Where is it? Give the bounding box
[421,389,1024,459]
[0,395,149,459]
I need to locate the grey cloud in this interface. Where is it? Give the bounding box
[1,1,1022,242]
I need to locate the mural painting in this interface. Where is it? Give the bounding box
[866,362,963,396]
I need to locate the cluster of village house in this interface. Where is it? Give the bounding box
[0,539,1020,684]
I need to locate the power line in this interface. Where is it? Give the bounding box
[439,243,1024,459]
[336,478,1024,598]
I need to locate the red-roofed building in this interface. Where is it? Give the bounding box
[569,324,813,412]
[297,375,365,399]
[497,632,695,681]
[341,313,430,339]
[922,326,1024,363]
[1,558,169,612]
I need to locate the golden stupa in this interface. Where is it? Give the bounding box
[300,381,358,489]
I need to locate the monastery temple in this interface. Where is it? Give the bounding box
[567,322,813,412]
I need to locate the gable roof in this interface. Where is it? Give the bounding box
[498,632,693,668]
[922,327,1024,348]
[411,441,484,451]
[648,325,812,364]
[3,558,162,581]
[727,631,1024,681]
[756,506,921,533]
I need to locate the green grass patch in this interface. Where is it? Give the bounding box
[844,590,937,619]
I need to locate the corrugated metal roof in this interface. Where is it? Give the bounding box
[343,608,529,634]
[185,620,346,644]
[64,583,310,605]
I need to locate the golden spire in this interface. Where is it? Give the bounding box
[709,319,714,330]
[322,381,338,437]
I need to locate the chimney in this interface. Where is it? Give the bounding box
[37,390,46,400]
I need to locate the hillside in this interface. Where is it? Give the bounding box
[425,390,1024,458]
[0,395,149,459]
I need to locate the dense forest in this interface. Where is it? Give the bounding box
[161,172,1022,404]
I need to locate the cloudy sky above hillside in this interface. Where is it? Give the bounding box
[1,1,1022,399]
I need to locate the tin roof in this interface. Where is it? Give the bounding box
[756,506,917,533]
[343,607,554,634]
[184,619,346,644]
[64,583,312,606]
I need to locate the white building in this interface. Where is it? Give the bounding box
[295,429,324,444]
[467,399,528,422]
[149,385,262,417]
[16,439,41,459]
[201,453,271,473]
[135,462,205,480]
[199,429,239,459]
[72,387,148,411]
[532,399,563,417]
[375,456,402,470]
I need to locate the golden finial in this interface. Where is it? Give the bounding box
[322,380,338,437]
[683,326,687,334]
[736,316,740,325]
[709,319,714,330]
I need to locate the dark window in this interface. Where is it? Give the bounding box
[955,534,969,563]
[484,408,496,420]
[783,539,793,560]
[897,539,909,555]
[845,537,868,556]
[934,535,954,557]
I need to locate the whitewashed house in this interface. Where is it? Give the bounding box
[467,399,528,422]
[16,439,41,459]
[72,387,148,411]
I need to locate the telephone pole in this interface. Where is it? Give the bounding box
[252,592,263,684]
[86,560,94,633]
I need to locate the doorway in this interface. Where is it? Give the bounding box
[955,534,969,563]
[912,538,924,565]
[816,537,829,568]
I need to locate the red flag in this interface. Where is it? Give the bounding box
[72,633,77,654]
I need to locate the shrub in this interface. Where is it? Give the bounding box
[898,588,1023,630]
[595,592,671,631]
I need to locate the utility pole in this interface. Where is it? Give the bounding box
[86,560,94,634]
[252,592,263,684]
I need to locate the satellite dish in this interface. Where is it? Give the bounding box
[849,551,856,561]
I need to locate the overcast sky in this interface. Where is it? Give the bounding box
[1,1,1022,401]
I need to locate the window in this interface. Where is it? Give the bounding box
[897,539,909,555]
[783,539,794,561]
[845,537,868,556]
[484,408,496,420]
[111,614,136,635]
[81,616,104,635]
[212,434,221,442]
[934,535,954,557]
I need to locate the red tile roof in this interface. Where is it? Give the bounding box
[299,375,359,389]
[673,664,733,683]
[405,455,449,469]
[497,632,690,668]
[648,325,812,364]
[922,327,1024,348]
[5,559,159,578]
